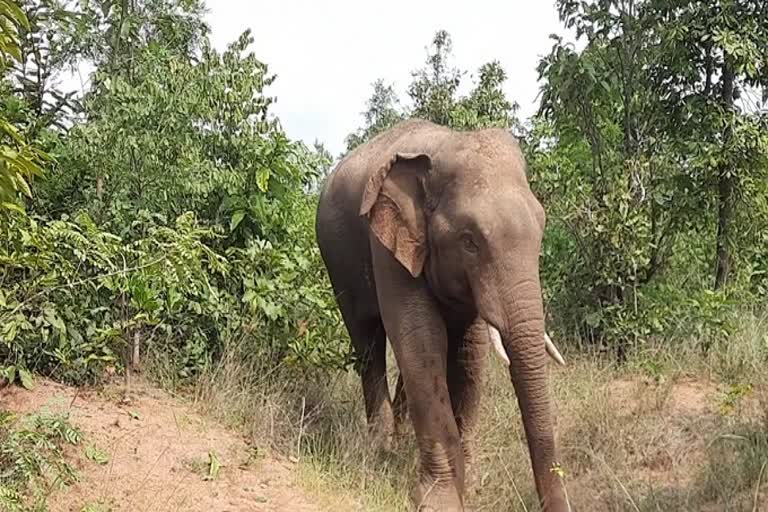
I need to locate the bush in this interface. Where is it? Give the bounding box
[0,201,350,387]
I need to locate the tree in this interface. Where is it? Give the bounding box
[532,0,768,348]
[2,0,350,384]
[452,60,522,133]
[55,26,318,247]
[72,0,209,75]
[408,29,462,126]
[345,30,521,151]
[345,79,402,152]
[305,140,333,192]
[534,3,672,346]
[13,0,79,137]
[640,0,768,289]
[0,0,48,211]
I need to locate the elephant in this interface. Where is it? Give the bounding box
[315,119,569,511]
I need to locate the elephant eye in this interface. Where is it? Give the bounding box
[461,233,479,254]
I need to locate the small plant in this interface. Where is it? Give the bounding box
[550,461,567,479]
[84,444,110,465]
[0,366,34,390]
[0,410,82,511]
[80,502,112,512]
[204,450,222,481]
[720,383,753,415]
[638,358,666,384]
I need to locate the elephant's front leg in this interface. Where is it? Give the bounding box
[371,244,466,511]
[447,318,491,490]
[396,328,467,511]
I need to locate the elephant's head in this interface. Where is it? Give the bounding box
[359,127,568,510]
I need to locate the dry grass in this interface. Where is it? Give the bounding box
[148,311,768,511]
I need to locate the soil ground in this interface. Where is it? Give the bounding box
[1,378,320,512]
[2,369,766,511]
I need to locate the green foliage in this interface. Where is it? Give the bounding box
[719,382,753,415]
[450,61,521,132]
[1,210,217,382]
[0,0,49,211]
[407,30,463,128]
[84,443,109,465]
[229,230,350,371]
[72,0,209,70]
[0,0,349,384]
[12,0,80,136]
[52,29,306,234]
[0,117,47,209]
[531,0,768,348]
[0,0,27,68]
[0,202,348,383]
[0,410,82,511]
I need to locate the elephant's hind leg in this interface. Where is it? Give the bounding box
[346,316,395,445]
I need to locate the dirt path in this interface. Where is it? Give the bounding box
[1,378,320,512]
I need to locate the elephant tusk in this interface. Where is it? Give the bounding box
[389,328,565,367]
[488,326,566,367]
[545,333,566,366]
[487,325,510,366]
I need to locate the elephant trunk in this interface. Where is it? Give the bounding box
[498,280,569,511]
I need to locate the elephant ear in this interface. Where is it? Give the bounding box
[360,152,431,278]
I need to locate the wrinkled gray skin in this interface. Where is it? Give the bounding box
[315,119,568,511]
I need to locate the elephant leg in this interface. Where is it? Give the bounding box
[344,314,394,445]
[392,318,488,446]
[396,341,465,511]
[447,318,490,489]
[370,240,465,511]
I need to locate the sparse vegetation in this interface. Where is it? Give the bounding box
[0,410,82,512]
[147,309,768,511]
[0,0,765,510]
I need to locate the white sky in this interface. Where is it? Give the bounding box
[204,1,568,156]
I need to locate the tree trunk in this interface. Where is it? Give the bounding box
[714,57,735,290]
[714,170,733,289]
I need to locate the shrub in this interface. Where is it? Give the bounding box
[0,203,350,387]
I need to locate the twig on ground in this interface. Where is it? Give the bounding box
[754,460,767,512]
